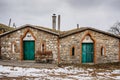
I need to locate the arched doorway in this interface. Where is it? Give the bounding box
[21,29,36,60]
[82,35,94,63]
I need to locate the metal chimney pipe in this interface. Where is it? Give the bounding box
[58,15,60,31]
[8,18,11,27]
[13,23,16,28]
[52,14,56,30]
[77,24,79,28]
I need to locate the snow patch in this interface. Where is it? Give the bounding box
[0,65,119,80]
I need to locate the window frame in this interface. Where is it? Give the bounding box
[70,46,75,56]
[101,46,106,56]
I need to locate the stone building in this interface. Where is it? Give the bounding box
[59,27,120,64]
[0,15,120,64]
[0,25,59,62]
[0,24,120,64]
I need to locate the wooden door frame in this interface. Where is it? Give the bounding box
[20,28,36,60]
[80,31,96,64]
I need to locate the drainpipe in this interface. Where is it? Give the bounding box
[57,36,60,65]
[0,38,1,59]
[119,40,120,61]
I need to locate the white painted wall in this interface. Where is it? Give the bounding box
[23,33,34,41]
[82,35,93,43]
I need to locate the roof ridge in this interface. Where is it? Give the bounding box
[0,24,120,39]
[0,24,59,37]
[60,27,120,39]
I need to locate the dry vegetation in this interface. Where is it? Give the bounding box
[0,23,14,33]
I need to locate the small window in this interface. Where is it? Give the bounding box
[101,47,105,56]
[11,42,17,53]
[42,44,45,52]
[72,47,75,56]
[12,44,15,53]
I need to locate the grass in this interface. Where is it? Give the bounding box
[0,23,14,32]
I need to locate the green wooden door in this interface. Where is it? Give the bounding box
[23,41,35,60]
[82,43,94,63]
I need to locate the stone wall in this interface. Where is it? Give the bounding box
[60,30,119,64]
[0,27,58,62]
[91,30,119,63]
[0,27,119,64]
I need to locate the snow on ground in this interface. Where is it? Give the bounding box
[0,65,120,80]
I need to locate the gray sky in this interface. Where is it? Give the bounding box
[0,0,120,31]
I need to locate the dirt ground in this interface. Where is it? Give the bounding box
[0,60,120,80]
[0,60,58,69]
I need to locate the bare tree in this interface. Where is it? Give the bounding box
[109,21,120,35]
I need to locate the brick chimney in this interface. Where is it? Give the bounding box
[52,14,56,30]
[58,15,61,31]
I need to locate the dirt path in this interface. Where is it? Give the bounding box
[0,60,58,69]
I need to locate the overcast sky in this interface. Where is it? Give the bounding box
[0,0,120,31]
